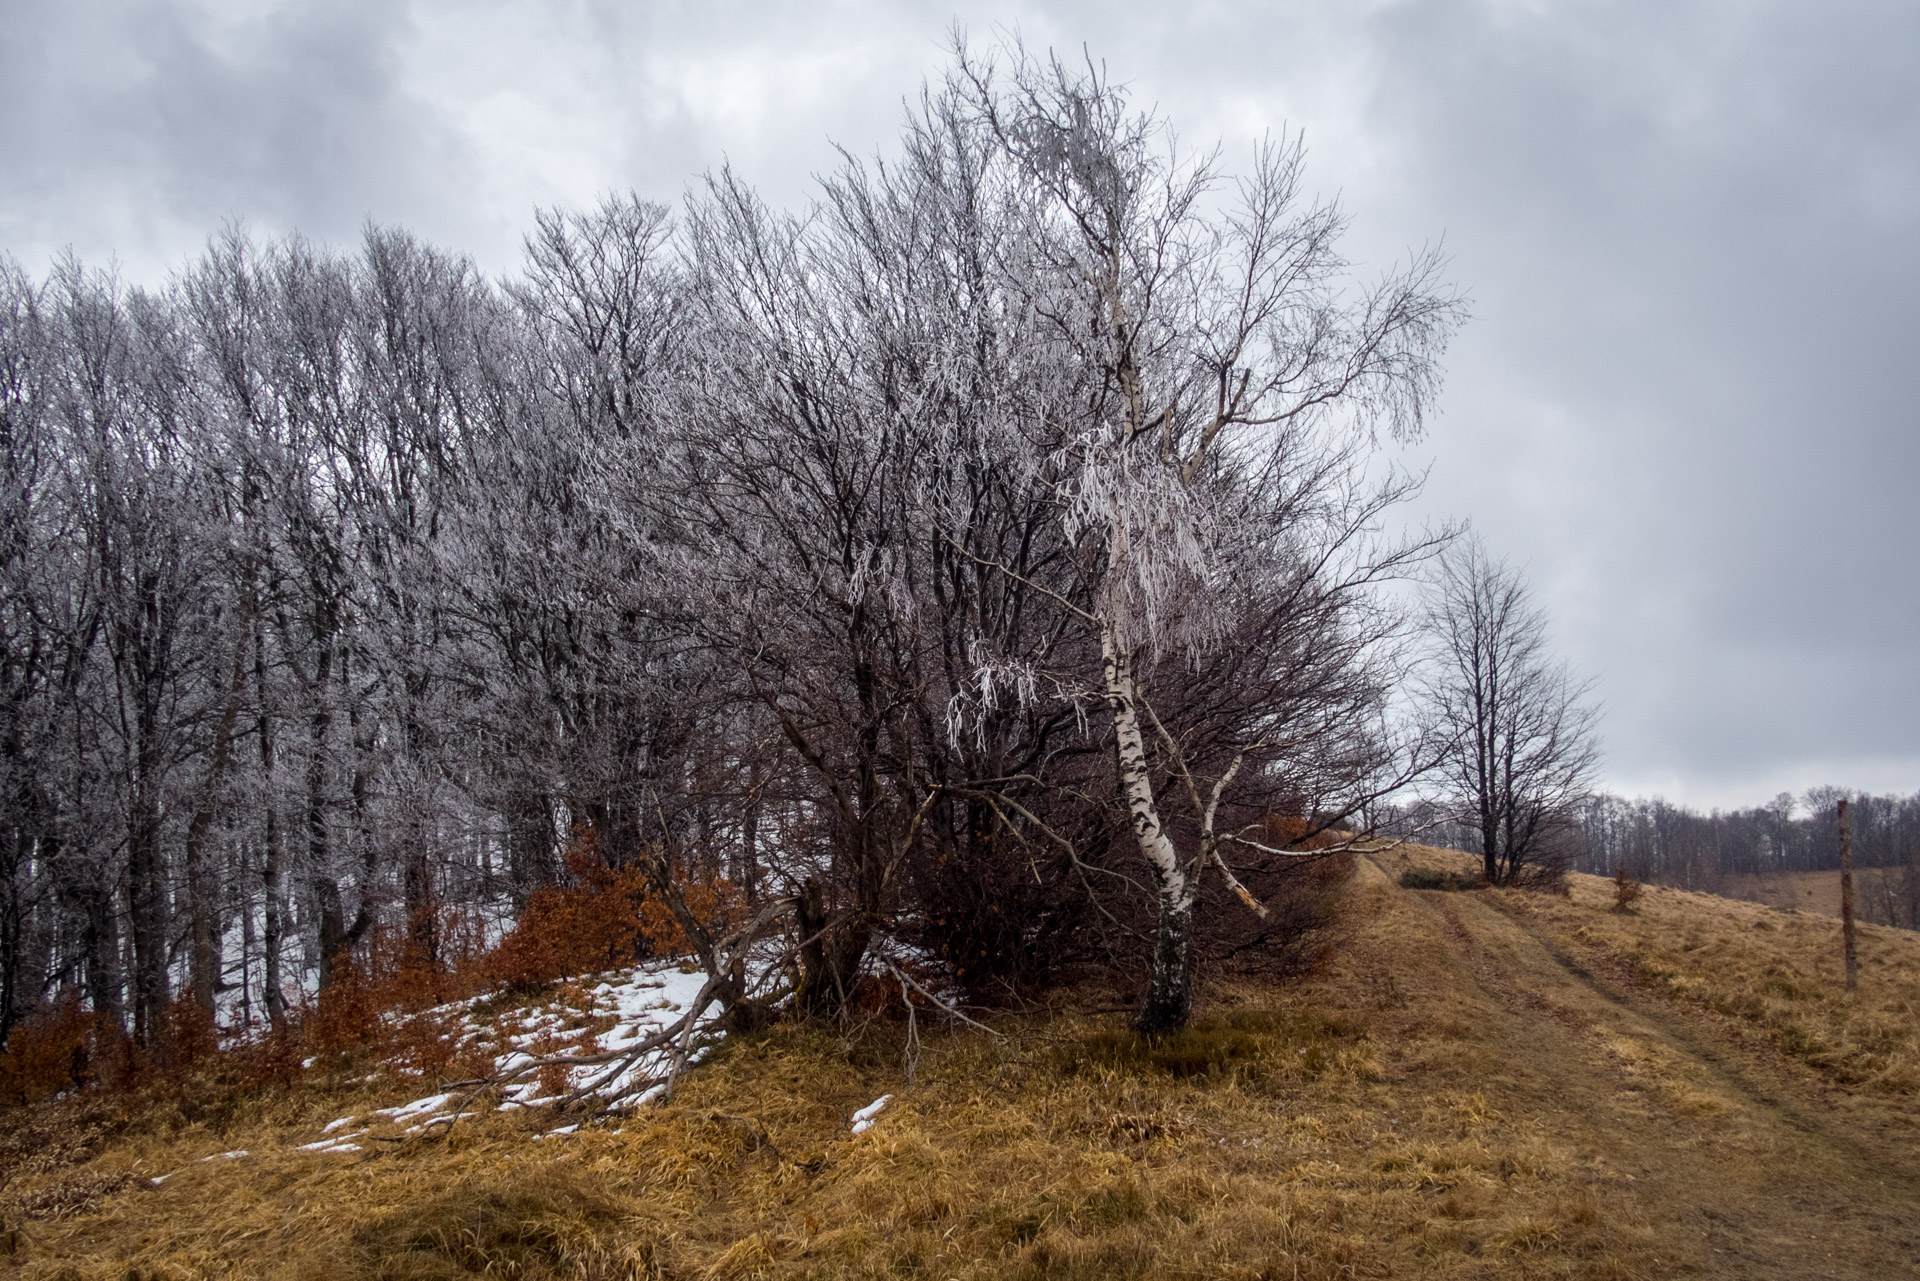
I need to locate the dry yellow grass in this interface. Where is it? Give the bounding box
[1718,866,1915,927]
[4,849,1917,1279]
[1494,858,1919,1096]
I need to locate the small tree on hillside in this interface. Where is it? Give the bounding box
[1424,537,1599,887]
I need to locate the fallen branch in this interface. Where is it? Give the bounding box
[878,955,1002,1039]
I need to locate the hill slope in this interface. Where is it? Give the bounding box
[4,852,1917,1279]
[1717,866,1916,928]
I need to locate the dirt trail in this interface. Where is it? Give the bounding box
[1369,856,1920,1279]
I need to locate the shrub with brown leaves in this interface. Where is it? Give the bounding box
[1611,867,1644,914]
[0,1000,93,1106]
[489,834,741,993]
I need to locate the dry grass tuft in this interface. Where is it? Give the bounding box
[0,1171,148,1223]
[0,1098,114,1185]
[1401,865,1483,893]
[329,1169,662,1280]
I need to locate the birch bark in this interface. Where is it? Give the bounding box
[1101,622,1194,1033]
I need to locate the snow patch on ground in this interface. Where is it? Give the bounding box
[282,944,955,1158]
[374,1092,455,1123]
[296,957,721,1150]
[851,1094,893,1134]
[298,1131,367,1150]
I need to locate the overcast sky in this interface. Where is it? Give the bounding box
[4,0,1916,811]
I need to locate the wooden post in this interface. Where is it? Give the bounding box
[1838,799,1858,991]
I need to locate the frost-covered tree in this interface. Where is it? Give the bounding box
[942,41,1463,1032]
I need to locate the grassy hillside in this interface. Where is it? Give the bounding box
[3,851,1917,1279]
[1718,866,1916,928]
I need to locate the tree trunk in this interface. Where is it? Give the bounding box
[184,821,220,1017]
[1101,625,1193,1035]
[262,808,287,1029]
[739,783,760,908]
[1,709,47,1049]
[0,842,23,1051]
[794,877,832,1012]
[256,623,287,1030]
[1139,889,1195,1036]
[127,653,170,1043]
[126,811,168,1045]
[404,852,436,964]
[794,875,871,1018]
[314,879,348,990]
[307,643,346,989]
[238,881,255,1029]
[505,786,557,906]
[78,882,125,1033]
[185,639,248,1013]
[1839,798,1858,991]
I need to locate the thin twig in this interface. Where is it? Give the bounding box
[879,956,1002,1039]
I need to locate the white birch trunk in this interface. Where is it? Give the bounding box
[1101,621,1195,1033]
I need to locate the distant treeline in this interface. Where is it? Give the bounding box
[1571,789,1920,886]
[1391,787,1920,885]
[1392,787,1920,927]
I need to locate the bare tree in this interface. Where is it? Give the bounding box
[0,257,65,1047]
[944,40,1463,1033]
[1424,536,1599,886]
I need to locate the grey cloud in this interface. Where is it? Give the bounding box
[3,0,1915,805]
[0,0,474,276]
[1340,2,1920,798]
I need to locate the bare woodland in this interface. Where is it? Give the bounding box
[1561,788,1920,928]
[0,43,1475,1053]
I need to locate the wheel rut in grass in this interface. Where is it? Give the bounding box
[1370,857,1920,1280]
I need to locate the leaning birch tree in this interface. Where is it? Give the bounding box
[951,41,1464,1033]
